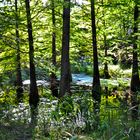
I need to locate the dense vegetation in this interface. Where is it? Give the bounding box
[0,0,140,139]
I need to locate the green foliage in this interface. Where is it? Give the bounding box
[0,89,140,139]
[0,0,140,139]
[0,0,138,79]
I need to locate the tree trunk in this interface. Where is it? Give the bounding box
[59,0,71,97]
[101,0,109,105]
[130,1,139,121]
[104,35,110,105]
[91,0,101,128]
[101,0,110,79]
[25,0,39,110]
[103,26,110,105]
[104,35,110,79]
[15,0,23,103]
[52,0,56,67]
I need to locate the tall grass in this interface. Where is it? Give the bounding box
[0,89,140,140]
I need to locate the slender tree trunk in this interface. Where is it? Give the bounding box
[104,34,110,105]
[103,30,110,105]
[50,0,59,98]
[104,35,110,79]
[52,0,56,67]
[101,0,109,105]
[15,0,23,102]
[101,0,109,79]
[91,0,101,128]
[25,0,39,124]
[59,0,71,97]
[130,1,139,121]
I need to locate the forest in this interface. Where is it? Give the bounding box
[0,0,140,139]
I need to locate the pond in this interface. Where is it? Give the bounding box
[72,74,130,88]
[23,73,130,88]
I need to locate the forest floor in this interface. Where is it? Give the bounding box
[0,94,140,140]
[0,72,140,139]
[0,122,32,140]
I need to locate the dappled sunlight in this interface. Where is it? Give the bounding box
[0,0,140,139]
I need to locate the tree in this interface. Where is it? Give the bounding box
[25,0,39,124]
[101,0,110,105]
[51,0,56,67]
[130,0,139,121]
[59,0,71,97]
[15,0,23,103]
[91,0,101,127]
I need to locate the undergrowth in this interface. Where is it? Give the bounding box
[0,88,140,140]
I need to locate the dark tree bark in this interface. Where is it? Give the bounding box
[51,0,56,67]
[59,0,71,97]
[130,1,139,121]
[104,35,110,79]
[101,0,110,105]
[49,0,58,97]
[91,0,101,128]
[101,0,110,80]
[15,0,23,103]
[50,73,58,98]
[104,35,110,105]
[25,0,39,114]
